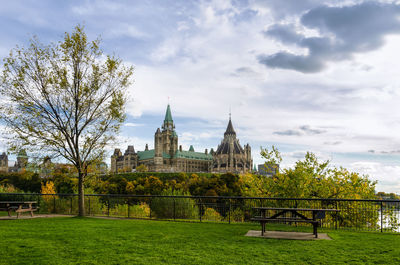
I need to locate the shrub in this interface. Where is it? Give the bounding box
[0,183,19,193]
[230,207,244,222]
[151,189,198,219]
[41,181,58,213]
[129,203,150,218]
[202,208,222,221]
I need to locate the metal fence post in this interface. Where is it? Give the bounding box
[149,199,152,219]
[380,201,383,233]
[88,196,91,216]
[108,196,110,217]
[127,201,130,218]
[228,199,231,224]
[37,194,41,214]
[335,201,338,230]
[70,196,73,214]
[53,195,56,214]
[199,199,202,222]
[173,198,176,221]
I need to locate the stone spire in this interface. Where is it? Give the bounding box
[164,104,173,123]
[224,117,236,137]
[162,104,174,130]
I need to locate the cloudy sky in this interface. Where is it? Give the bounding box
[1,0,400,193]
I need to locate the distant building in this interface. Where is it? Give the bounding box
[111,104,213,173]
[111,104,253,174]
[0,150,28,173]
[212,117,252,174]
[258,163,279,177]
[0,152,8,173]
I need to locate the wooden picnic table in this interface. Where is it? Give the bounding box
[0,201,38,218]
[251,207,340,238]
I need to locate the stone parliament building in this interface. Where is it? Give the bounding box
[111,105,253,174]
[0,150,29,173]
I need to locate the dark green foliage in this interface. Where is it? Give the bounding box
[93,172,243,196]
[95,176,129,194]
[101,172,213,181]
[151,189,198,219]
[0,172,41,193]
[51,175,76,194]
[188,173,242,196]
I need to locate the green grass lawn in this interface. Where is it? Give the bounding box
[0,217,399,265]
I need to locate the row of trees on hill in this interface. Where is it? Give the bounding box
[0,145,379,200]
[91,149,376,200]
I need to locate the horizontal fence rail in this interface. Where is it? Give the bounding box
[1,193,399,232]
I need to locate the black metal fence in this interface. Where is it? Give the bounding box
[1,193,399,233]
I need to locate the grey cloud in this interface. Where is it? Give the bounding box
[274,125,326,136]
[273,129,302,136]
[263,24,304,44]
[359,64,373,72]
[258,53,324,73]
[366,149,400,154]
[251,0,325,18]
[234,67,257,75]
[324,141,341,145]
[381,150,400,154]
[259,2,400,73]
[299,125,326,135]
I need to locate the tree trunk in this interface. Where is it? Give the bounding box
[78,172,85,216]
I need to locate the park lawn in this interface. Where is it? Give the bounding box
[0,217,399,265]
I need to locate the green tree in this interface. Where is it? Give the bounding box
[135,164,148,172]
[260,147,376,200]
[0,26,133,216]
[260,145,281,175]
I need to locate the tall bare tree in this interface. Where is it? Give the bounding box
[0,26,133,216]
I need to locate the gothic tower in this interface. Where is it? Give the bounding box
[212,116,252,174]
[154,128,163,166]
[16,149,28,171]
[0,152,8,172]
[154,104,178,166]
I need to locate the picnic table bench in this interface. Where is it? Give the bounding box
[0,201,38,218]
[251,207,340,238]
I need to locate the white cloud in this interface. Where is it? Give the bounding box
[350,162,400,193]
[124,123,143,127]
[105,24,149,39]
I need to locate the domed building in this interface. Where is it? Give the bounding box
[212,117,252,174]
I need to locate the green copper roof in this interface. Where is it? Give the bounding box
[174,150,213,161]
[137,149,155,160]
[137,149,171,160]
[164,104,173,123]
[137,146,211,161]
[189,145,194,152]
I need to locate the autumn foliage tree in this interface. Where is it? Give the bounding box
[0,26,133,216]
[259,148,376,199]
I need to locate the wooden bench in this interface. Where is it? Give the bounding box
[0,201,38,218]
[251,207,340,238]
